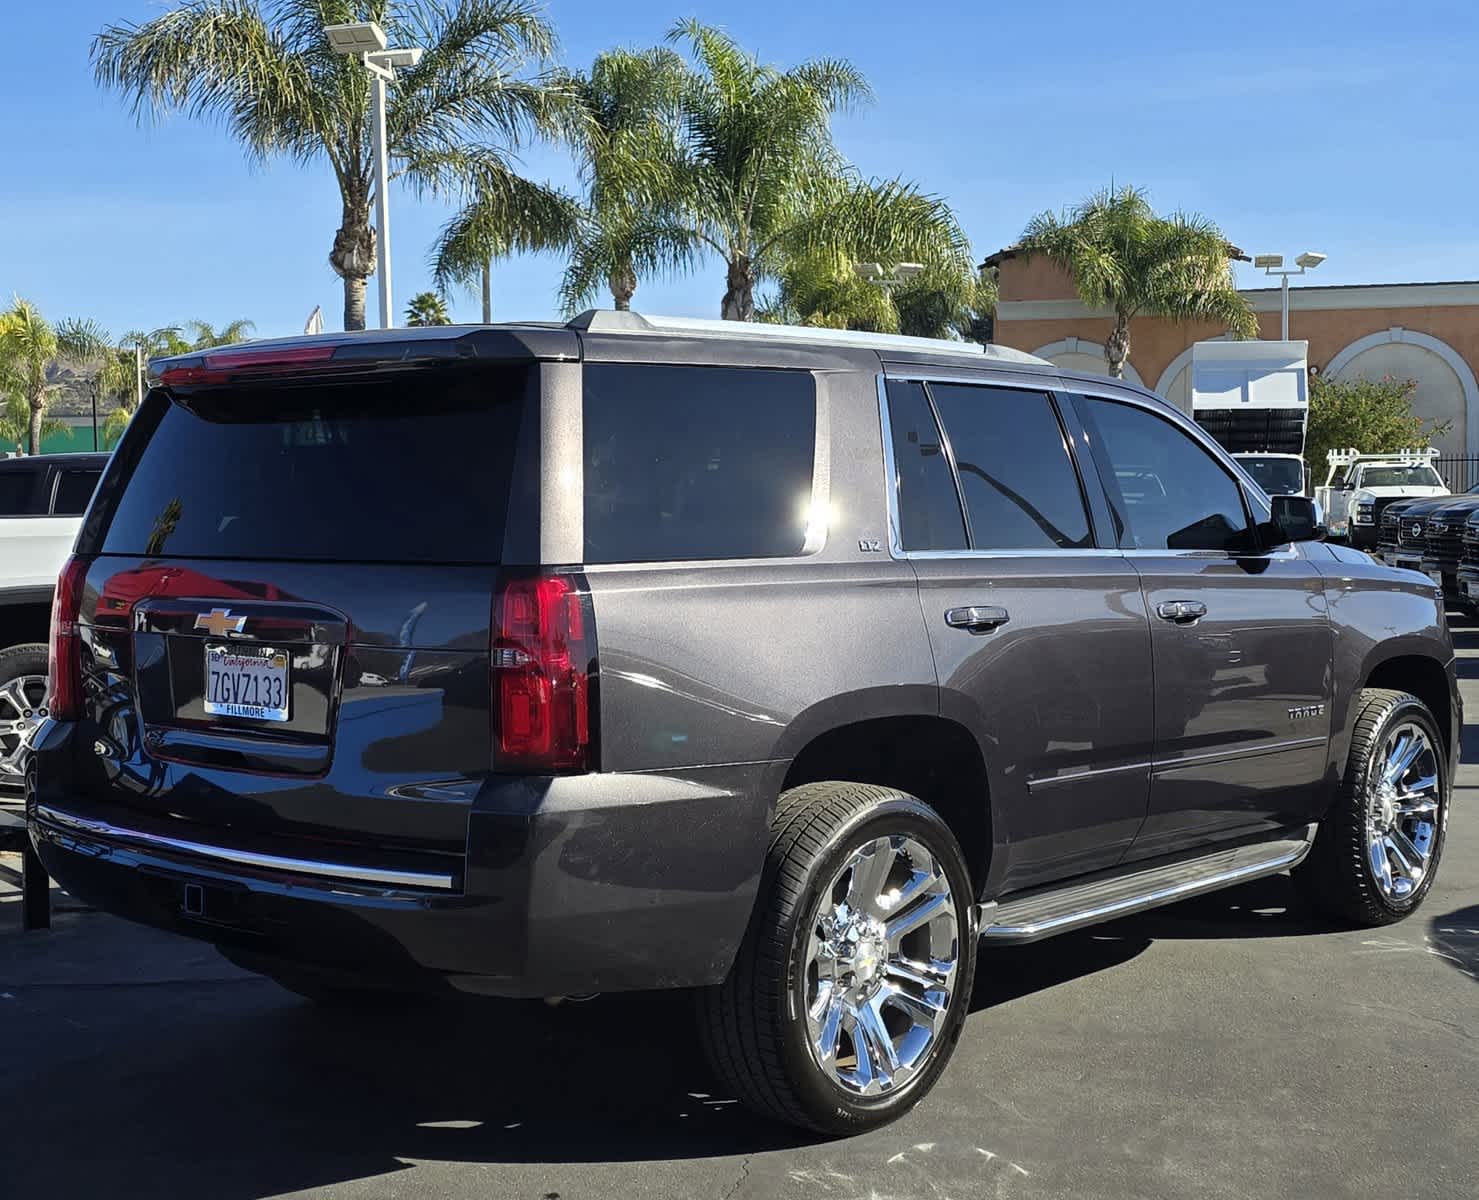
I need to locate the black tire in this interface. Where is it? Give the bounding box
[0,644,49,801]
[698,782,977,1135]
[1295,688,1449,926]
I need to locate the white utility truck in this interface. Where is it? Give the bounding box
[1232,452,1308,497]
[1314,448,1448,548]
[1183,339,1310,458]
[0,452,108,799]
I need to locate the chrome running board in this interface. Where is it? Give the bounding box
[976,827,1315,944]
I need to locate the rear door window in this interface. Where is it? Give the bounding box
[51,469,102,516]
[884,379,967,552]
[582,363,817,563]
[927,383,1092,550]
[96,368,527,562]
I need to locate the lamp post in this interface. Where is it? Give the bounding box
[325,22,424,330]
[1253,251,1327,340]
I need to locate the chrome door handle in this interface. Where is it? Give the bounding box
[945,605,1011,633]
[1156,600,1207,624]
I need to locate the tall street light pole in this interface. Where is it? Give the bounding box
[1253,251,1327,339]
[325,23,424,331]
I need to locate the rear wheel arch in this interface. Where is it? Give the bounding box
[780,713,994,898]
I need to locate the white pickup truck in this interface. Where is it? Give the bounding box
[0,452,108,799]
[1314,448,1449,549]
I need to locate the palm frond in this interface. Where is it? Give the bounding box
[0,395,71,453]
[430,161,580,291]
[769,175,971,274]
[92,3,340,171]
[184,318,256,348]
[1019,185,1253,333]
[558,212,700,314]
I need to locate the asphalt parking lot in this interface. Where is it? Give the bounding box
[3,634,1476,1200]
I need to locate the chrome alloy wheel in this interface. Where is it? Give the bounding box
[1366,720,1442,902]
[801,834,960,1097]
[0,674,48,795]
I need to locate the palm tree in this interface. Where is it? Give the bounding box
[55,320,136,450]
[404,291,451,326]
[558,46,695,313]
[759,254,899,332]
[762,257,998,342]
[661,21,972,321]
[892,266,998,343]
[124,326,194,360]
[430,180,578,322]
[94,1,583,332]
[1018,186,1257,378]
[0,395,71,457]
[185,319,256,349]
[0,299,106,456]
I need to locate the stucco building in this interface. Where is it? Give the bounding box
[986,250,1479,460]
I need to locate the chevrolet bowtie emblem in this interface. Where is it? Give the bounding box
[194,608,247,637]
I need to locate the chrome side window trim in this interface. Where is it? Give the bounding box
[799,371,834,555]
[875,372,907,560]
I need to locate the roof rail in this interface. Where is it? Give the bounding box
[566,309,1051,365]
[1325,446,1440,466]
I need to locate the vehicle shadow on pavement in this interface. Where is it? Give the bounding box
[1094,872,1334,941]
[971,872,1334,1015]
[3,968,810,1198]
[0,867,1437,1196]
[1427,903,1479,983]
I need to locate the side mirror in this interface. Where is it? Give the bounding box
[1260,495,1326,547]
[1339,479,1356,491]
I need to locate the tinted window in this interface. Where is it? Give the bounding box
[1360,466,1444,488]
[52,469,102,516]
[99,369,526,562]
[886,380,967,552]
[0,469,38,516]
[1237,456,1305,497]
[583,363,816,563]
[928,384,1091,550]
[1081,397,1250,552]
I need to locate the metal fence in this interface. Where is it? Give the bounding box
[1436,457,1479,493]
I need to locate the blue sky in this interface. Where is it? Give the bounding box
[4,0,1477,339]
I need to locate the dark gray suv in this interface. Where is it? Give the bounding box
[26,312,1459,1135]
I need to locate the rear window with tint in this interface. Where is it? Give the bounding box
[583,363,817,563]
[52,469,102,516]
[98,369,526,562]
[0,469,38,516]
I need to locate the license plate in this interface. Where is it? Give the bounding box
[1467,582,1479,600]
[204,644,290,722]
[1427,570,1444,588]
[1396,558,1421,572]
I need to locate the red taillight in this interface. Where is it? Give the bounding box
[157,344,337,386]
[47,555,88,721]
[492,574,594,773]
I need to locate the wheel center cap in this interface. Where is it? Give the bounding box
[834,918,887,990]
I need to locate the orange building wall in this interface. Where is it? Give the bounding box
[991,255,1479,391]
